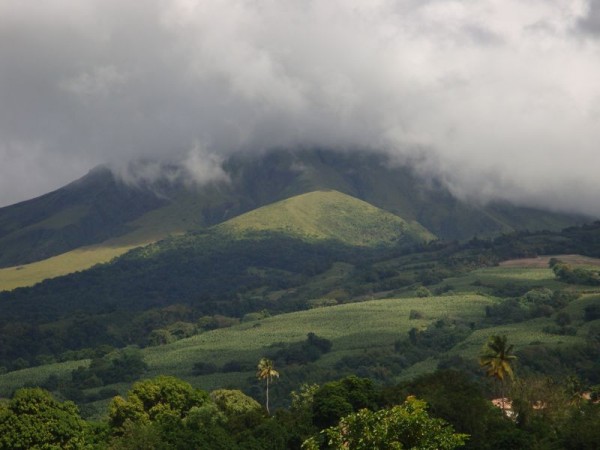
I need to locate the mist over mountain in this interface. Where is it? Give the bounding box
[0,148,589,268]
[2,1,600,216]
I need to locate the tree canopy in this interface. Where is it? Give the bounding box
[303,396,468,450]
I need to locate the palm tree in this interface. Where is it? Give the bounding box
[257,357,279,415]
[479,335,517,412]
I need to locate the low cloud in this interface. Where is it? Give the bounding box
[1,0,599,217]
[113,144,228,191]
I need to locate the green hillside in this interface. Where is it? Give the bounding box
[0,167,167,268]
[217,190,436,246]
[224,149,588,240]
[0,278,593,400]
[0,189,433,292]
[0,149,588,271]
[0,294,492,395]
[0,220,599,433]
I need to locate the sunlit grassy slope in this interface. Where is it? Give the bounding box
[0,205,192,291]
[0,294,491,394]
[0,186,241,291]
[1,261,597,398]
[216,190,436,246]
[144,263,591,388]
[142,295,489,379]
[0,190,435,291]
[0,290,587,395]
[0,245,135,291]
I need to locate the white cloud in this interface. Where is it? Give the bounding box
[0,0,599,215]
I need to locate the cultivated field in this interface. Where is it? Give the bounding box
[0,294,492,395]
[0,263,596,416]
[500,254,600,268]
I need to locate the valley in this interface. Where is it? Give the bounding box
[0,150,599,448]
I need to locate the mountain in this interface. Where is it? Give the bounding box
[0,148,589,268]
[0,189,434,322]
[0,167,166,268]
[216,190,436,246]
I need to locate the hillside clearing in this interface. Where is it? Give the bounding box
[500,254,600,268]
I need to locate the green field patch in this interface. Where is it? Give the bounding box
[449,319,583,361]
[0,360,90,397]
[395,358,440,381]
[434,266,566,296]
[0,217,188,291]
[470,266,556,282]
[500,254,600,269]
[564,293,600,319]
[0,193,214,291]
[139,295,491,378]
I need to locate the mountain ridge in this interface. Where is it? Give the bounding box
[0,148,590,268]
[215,190,436,247]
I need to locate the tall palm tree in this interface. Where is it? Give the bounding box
[479,335,517,412]
[257,357,279,415]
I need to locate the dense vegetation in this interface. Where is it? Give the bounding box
[1,221,600,375]
[0,190,599,447]
[1,370,598,449]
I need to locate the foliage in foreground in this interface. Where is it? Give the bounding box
[303,396,467,450]
[0,388,87,450]
[1,370,599,449]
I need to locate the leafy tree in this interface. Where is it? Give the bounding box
[271,333,332,365]
[108,375,209,433]
[510,376,571,447]
[303,396,468,450]
[555,311,571,327]
[0,388,87,450]
[285,383,321,444]
[415,286,432,298]
[560,402,600,449]
[584,304,600,322]
[383,370,512,450]
[257,358,279,415]
[108,380,243,450]
[312,376,379,429]
[480,335,517,412]
[147,329,174,346]
[210,389,262,418]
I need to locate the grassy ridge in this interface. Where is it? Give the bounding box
[0,190,431,291]
[217,190,436,246]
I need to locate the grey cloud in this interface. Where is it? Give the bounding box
[0,0,599,217]
[577,0,600,35]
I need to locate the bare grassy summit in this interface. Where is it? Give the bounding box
[216,190,436,247]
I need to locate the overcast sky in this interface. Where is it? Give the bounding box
[1,0,600,215]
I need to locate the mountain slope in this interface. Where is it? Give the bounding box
[0,190,432,292]
[216,190,436,246]
[1,217,599,376]
[0,167,167,267]
[0,148,589,269]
